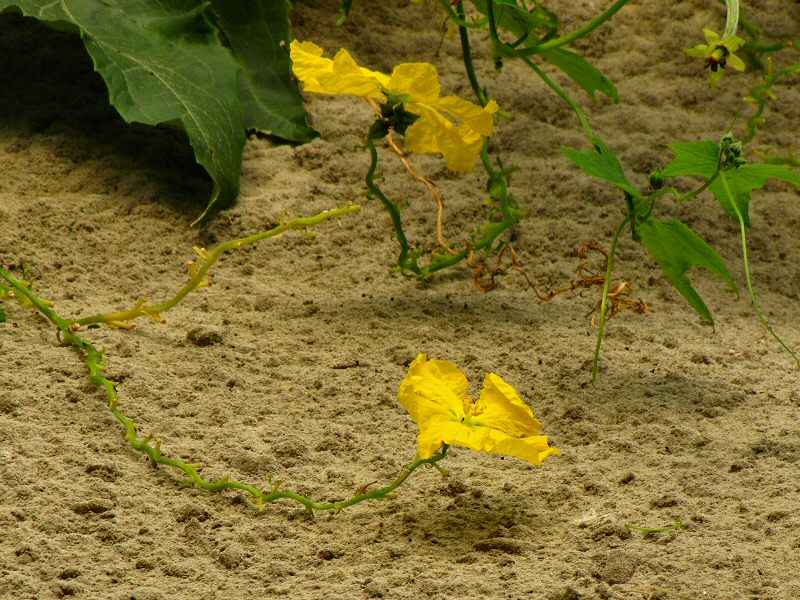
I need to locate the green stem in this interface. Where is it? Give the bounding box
[1,224,452,513]
[456,0,488,105]
[650,150,725,206]
[364,138,420,276]
[520,55,595,143]
[721,179,800,366]
[481,0,597,145]
[723,0,740,40]
[743,64,800,144]
[592,215,630,383]
[76,205,361,326]
[364,11,521,279]
[435,0,485,29]
[537,0,631,51]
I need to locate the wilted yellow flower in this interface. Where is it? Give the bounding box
[685,28,746,84]
[398,354,559,465]
[290,40,499,172]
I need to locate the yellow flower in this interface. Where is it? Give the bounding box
[685,29,746,84]
[398,354,559,465]
[290,40,499,172]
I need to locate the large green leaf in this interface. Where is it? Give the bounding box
[209,0,317,142]
[0,0,246,213]
[539,47,618,102]
[562,136,639,198]
[639,218,737,324]
[663,141,800,226]
[1,0,316,219]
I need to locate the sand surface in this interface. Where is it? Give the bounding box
[2,1,800,598]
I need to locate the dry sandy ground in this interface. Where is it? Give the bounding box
[2,1,800,598]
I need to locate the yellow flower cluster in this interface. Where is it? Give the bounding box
[290,40,499,172]
[398,354,559,465]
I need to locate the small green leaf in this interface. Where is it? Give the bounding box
[662,141,800,226]
[539,48,618,102]
[661,141,719,178]
[562,136,639,197]
[711,164,800,226]
[209,0,318,142]
[337,0,355,25]
[0,308,6,323]
[639,218,737,324]
[468,0,557,40]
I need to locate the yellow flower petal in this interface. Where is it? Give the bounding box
[398,354,467,424]
[289,40,333,89]
[398,355,559,465]
[483,431,560,465]
[685,43,712,58]
[415,415,460,459]
[421,416,558,465]
[432,97,499,137]
[290,39,389,99]
[724,35,746,53]
[387,63,441,103]
[404,103,485,172]
[473,373,542,438]
[727,53,746,72]
[290,41,498,172]
[702,28,722,47]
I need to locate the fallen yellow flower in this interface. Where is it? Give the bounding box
[290,40,499,172]
[398,354,559,465]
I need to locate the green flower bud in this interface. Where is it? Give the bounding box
[649,166,665,190]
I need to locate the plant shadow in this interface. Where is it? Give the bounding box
[0,12,211,215]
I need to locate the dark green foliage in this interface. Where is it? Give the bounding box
[0,0,316,218]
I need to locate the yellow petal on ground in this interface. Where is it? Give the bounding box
[473,373,542,438]
[435,419,559,466]
[398,354,468,424]
[415,415,461,459]
[387,62,442,102]
[398,355,560,465]
[487,432,560,466]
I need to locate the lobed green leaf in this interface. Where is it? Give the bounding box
[0,0,315,220]
[209,0,318,142]
[539,48,618,102]
[710,164,800,226]
[562,136,639,197]
[639,218,737,324]
[661,141,719,178]
[663,140,800,226]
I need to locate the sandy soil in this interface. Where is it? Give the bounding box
[2,1,800,598]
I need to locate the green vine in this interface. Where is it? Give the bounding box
[0,205,450,513]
